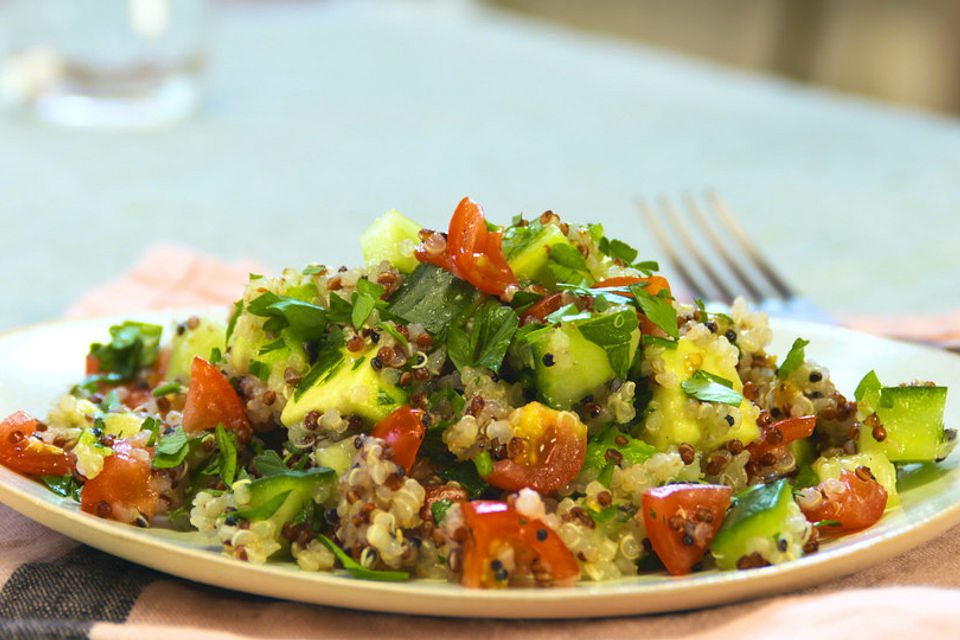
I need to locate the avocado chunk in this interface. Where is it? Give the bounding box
[857,384,951,462]
[529,320,640,410]
[360,209,423,274]
[643,336,760,451]
[228,329,307,391]
[167,317,226,383]
[280,345,407,428]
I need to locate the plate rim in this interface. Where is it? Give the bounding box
[1,313,959,618]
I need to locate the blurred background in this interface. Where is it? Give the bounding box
[0,0,958,333]
[492,0,960,116]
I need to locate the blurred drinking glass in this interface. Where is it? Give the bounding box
[0,0,209,128]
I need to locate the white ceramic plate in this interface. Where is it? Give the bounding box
[1,313,959,618]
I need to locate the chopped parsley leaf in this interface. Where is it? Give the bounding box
[681,370,743,406]
[777,337,810,379]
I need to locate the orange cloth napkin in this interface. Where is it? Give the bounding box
[3,244,960,639]
[64,244,265,319]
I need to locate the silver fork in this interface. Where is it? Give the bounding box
[637,191,832,324]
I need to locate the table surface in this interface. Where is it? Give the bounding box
[1,0,959,333]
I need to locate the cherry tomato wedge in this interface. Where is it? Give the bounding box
[0,411,75,476]
[181,356,251,441]
[799,468,887,534]
[485,402,587,493]
[641,483,732,576]
[416,197,519,298]
[371,404,426,474]
[519,517,580,587]
[81,437,159,525]
[592,275,670,296]
[747,415,816,462]
[460,500,579,588]
[519,292,564,325]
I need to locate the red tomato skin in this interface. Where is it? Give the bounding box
[460,500,580,588]
[0,411,75,476]
[748,415,817,462]
[520,519,580,587]
[484,404,587,493]
[641,483,732,576]
[592,275,670,295]
[415,197,518,298]
[485,426,586,493]
[461,501,522,588]
[80,438,159,524]
[520,292,564,325]
[181,357,251,440]
[800,468,887,534]
[370,405,426,474]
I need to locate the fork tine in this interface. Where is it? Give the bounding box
[657,196,736,303]
[682,194,765,303]
[637,199,715,301]
[705,191,796,300]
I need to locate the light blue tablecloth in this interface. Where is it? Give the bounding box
[1,0,959,332]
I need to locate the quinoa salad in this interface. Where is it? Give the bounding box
[0,197,955,587]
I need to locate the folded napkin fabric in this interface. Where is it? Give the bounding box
[64,244,264,320]
[3,243,960,640]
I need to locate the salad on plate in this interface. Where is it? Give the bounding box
[0,197,954,588]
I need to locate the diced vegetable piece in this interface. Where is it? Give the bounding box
[503,223,576,287]
[460,500,579,588]
[182,357,251,439]
[72,428,113,479]
[854,370,883,414]
[0,411,75,477]
[360,209,424,274]
[280,344,406,428]
[245,467,337,526]
[812,451,899,508]
[167,317,226,382]
[711,479,802,570]
[415,197,519,298]
[102,413,145,439]
[485,402,587,493]
[644,336,760,451]
[80,438,158,524]
[371,405,426,474]
[641,483,732,575]
[858,385,950,462]
[747,415,816,462]
[312,438,357,476]
[529,321,639,410]
[789,436,817,470]
[798,468,887,534]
